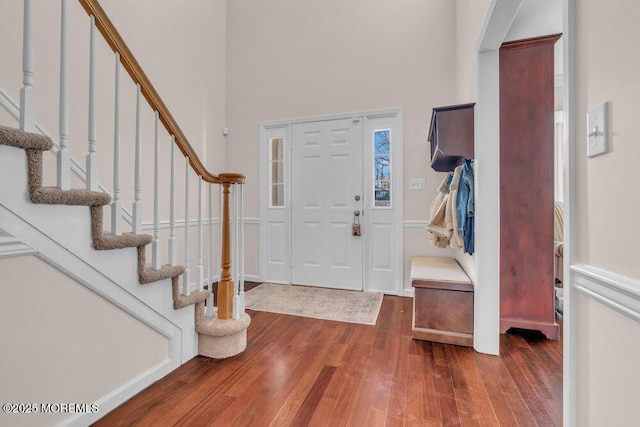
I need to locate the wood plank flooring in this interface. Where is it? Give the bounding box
[94,295,562,426]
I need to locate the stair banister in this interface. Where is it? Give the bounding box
[77,0,246,316]
[76,0,246,186]
[16,0,247,324]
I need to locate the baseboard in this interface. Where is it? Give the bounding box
[61,358,178,426]
[402,287,415,298]
[571,264,640,322]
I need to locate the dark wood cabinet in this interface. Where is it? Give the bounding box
[428,103,474,171]
[499,34,561,339]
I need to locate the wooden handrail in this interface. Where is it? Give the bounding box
[78,0,245,185]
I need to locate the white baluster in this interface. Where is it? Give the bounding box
[20,0,35,132]
[57,0,70,190]
[196,177,203,292]
[86,15,98,192]
[239,183,245,313]
[218,185,222,288]
[132,84,142,234]
[168,136,177,266]
[183,156,190,295]
[232,184,239,319]
[207,182,214,316]
[233,184,238,285]
[111,52,122,235]
[152,112,161,269]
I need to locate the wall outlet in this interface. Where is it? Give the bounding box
[409,178,425,190]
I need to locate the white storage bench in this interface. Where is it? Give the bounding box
[410,256,474,347]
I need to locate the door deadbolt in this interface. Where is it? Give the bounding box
[354,195,360,201]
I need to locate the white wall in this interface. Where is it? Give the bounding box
[225,0,462,287]
[573,0,640,423]
[455,0,492,103]
[100,0,228,174]
[576,291,640,426]
[0,256,168,427]
[453,0,492,280]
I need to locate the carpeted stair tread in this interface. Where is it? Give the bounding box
[94,233,153,250]
[140,264,185,284]
[0,125,52,151]
[173,283,210,309]
[196,312,251,337]
[31,187,111,206]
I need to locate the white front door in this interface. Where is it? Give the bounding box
[291,118,363,290]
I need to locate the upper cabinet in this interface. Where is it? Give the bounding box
[428,103,475,172]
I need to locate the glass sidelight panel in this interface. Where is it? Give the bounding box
[374,129,391,207]
[269,137,284,208]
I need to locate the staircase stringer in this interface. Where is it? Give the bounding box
[0,135,207,358]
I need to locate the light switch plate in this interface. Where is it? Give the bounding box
[587,102,609,158]
[409,178,425,190]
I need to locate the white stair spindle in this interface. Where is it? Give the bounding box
[196,177,204,291]
[207,182,214,316]
[132,84,142,234]
[232,184,239,319]
[239,183,245,313]
[152,112,161,269]
[57,0,70,190]
[86,15,98,192]
[168,136,177,266]
[231,184,238,288]
[218,184,222,293]
[183,156,190,295]
[111,52,122,235]
[20,0,35,132]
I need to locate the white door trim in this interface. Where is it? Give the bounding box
[478,0,575,423]
[562,0,577,425]
[259,108,403,295]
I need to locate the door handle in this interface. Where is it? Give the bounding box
[354,210,360,217]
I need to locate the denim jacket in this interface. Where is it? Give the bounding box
[456,159,475,254]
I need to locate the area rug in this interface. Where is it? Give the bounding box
[245,283,383,325]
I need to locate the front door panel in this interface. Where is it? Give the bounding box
[291,118,363,290]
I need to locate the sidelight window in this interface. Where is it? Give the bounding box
[373,129,391,207]
[270,137,284,208]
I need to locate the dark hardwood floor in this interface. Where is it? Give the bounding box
[94,295,562,426]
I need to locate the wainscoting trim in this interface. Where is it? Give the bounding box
[0,229,37,258]
[403,220,427,229]
[571,263,640,322]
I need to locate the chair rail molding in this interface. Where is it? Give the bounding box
[0,227,37,258]
[571,264,640,322]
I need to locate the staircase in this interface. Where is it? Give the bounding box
[0,1,250,420]
[0,124,250,357]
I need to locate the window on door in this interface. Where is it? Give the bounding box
[373,129,391,207]
[270,137,284,208]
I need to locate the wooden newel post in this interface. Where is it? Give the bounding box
[217,181,234,319]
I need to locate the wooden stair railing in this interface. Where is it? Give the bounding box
[16,0,246,321]
[77,0,243,186]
